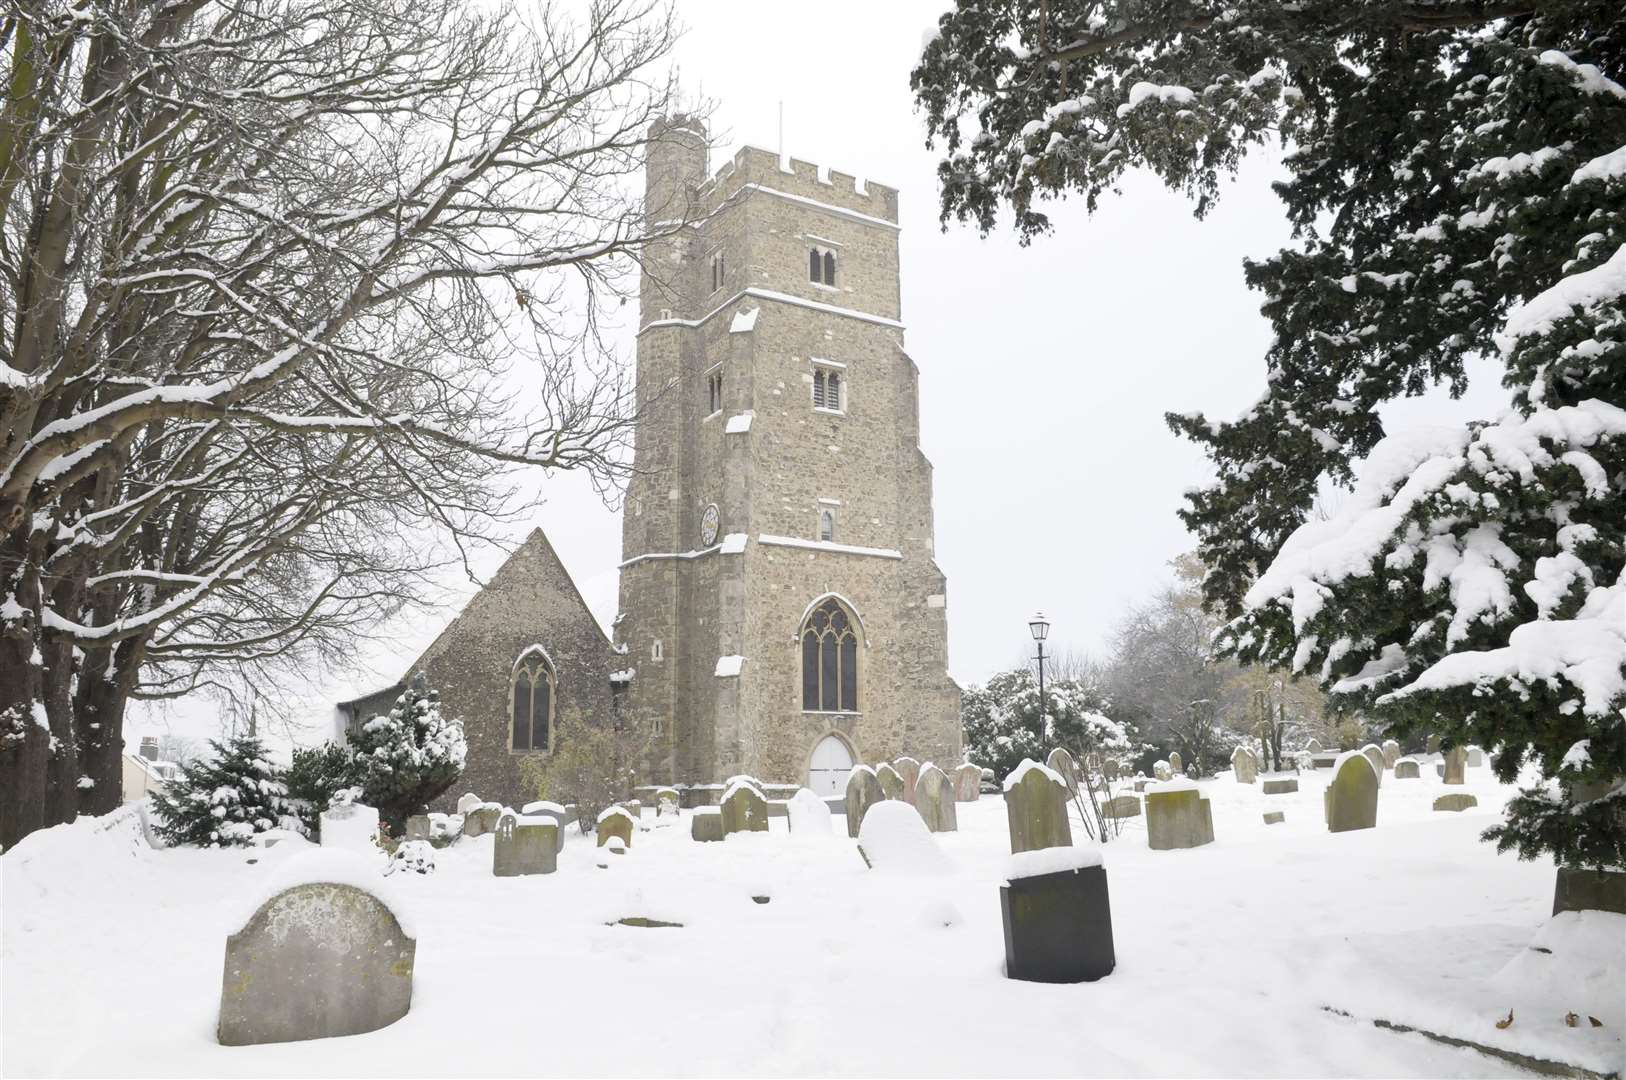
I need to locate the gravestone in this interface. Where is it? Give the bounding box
[1145,782,1214,850]
[655,788,680,816]
[720,780,769,835]
[845,766,885,839]
[461,806,502,838]
[1263,778,1299,794]
[621,799,642,819]
[1152,761,1173,782]
[1003,759,1073,855]
[1323,752,1379,833]
[493,812,558,876]
[1002,847,1115,983]
[1443,746,1467,785]
[217,876,414,1046]
[455,792,482,815]
[690,807,724,842]
[766,800,790,819]
[786,787,833,834]
[1394,758,1421,779]
[954,763,982,802]
[1381,740,1400,769]
[1103,759,1120,782]
[1263,811,1285,825]
[319,802,380,854]
[856,801,949,873]
[893,757,922,804]
[596,806,635,849]
[1362,745,1386,787]
[520,801,569,852]
[875,763,905,802]
[404,815,431,842]
[1103,794,1141,819]
[1467,747,1485,767]
[1433,794,1478,813]
[914,764,958,832]
[1426,734,1441,754]
[1168,751,1183,774]
[1305,738,1323,754]
[1046,747,1079,794]
[1133,779,1150,793]
[1232,746,1258,784]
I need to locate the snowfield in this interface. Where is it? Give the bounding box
[4,764,1622,1078]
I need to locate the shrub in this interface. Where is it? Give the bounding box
[351,679,466,833]
[150,733,297,847]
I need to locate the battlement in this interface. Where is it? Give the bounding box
[695,145,899,225]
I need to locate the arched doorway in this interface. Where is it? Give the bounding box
[807,733,854,796]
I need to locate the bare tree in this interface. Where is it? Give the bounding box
[1,0,689,847]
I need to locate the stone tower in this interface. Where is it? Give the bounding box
[615,116,961,792]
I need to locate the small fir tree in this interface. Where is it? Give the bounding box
[351,678,467,833]
[150,733,296,847]
[284,742,362,839]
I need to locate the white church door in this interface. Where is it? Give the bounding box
[807,734,854,796]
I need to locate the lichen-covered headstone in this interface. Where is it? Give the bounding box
[217,871,414,1045]
[1145,780,1214,850]
[655,787,680,816]
[915,763,958,832]
[1232,747,1257,784]
[1381,740,1400,769]
[690,807,724,842]
[875,762,905,801]
[1443,746,1467,784]
[493,812,558,876]
[787,787,832,834]
[1046,747,1079,794]
[320,802,380,854]
[404,815,431,842]
[1003,759,1073,855]
[844,765,885,839]
[621,799,642,819]
[596,805,635,849]
[1262,778,1298,794]
[461,805,502,838]
[1323,752,1379,833]
[720,779,769,835]
[953,762,982,802]
[893,756,921,804]
[1434,793,1478,812]
[1306,738,1323,754]
[1103,794,1140,819]
[1152,760,1172,782]
[1361,744,1386,787]
[519,801,569,852]
[1394,758,1421,779]
[1168,750,1183,774]
[1263,811,1285,825]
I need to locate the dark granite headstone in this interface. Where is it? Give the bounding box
[1001,865,1115,984]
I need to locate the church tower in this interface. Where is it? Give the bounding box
[615,116,961,794]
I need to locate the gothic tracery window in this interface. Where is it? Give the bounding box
[511,648,555,752]
[801,598,858,712]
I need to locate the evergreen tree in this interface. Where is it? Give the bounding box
[351,679,467,833]
[915,1,1625,869]
[963,667,1130,780]
[150,734,296,848]
[284,742,362,839]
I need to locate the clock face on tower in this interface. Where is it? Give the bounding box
[700,503,720,547]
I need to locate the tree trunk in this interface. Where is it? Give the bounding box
[0,549,47,848]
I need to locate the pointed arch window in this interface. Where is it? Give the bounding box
[511,648,555,753]
[801,598,859,712]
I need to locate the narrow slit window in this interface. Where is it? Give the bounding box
[707,371,723,414]
[818,508,835,542]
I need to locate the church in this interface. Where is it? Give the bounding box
[338,117,962,809]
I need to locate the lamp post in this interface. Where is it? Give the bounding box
[1029,611,1051,731]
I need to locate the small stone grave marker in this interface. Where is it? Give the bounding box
[404,815,431,842]
[690,807,724,842]
[856,800,948,873]
[596,806,634,849]
[1232,746,1258,784]
[493,812,558,876]
[655,788,680,816]
[1168,751,1183,774]
[1003,759,1073,855]
[1382,740,1400,769]
[875,762,905,801]
[787,787,832,834]
[1443,746,1467,784]
[1323,752,1378,833]
[954,762,982,802]
[1394,758,1421,779]
[915,763,958,832]
[1263,811,1285,825]
[845,766,885,839]
[1434,793,1478,813]
[893,757,921,804]
[720,779,769,835]
[1046,747,1080,794]
[1362,744,1386,787]
[1145,780,1214,850]
[1152,761,1173,782]
[1263,778,1298,795]
[1103,794,1140,819]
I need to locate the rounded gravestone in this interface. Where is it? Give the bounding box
[1361,744,1386,788]
[655,788,680,816]
[845,766,885,839]
[720,778,769,835]
[875,762,905,802]
[1434,793,1478,813]
[1152,760,1173,782]
[1003,759,1073,855]
[786,787,833,834]
[953,762,982,802]
[1381,740,1400,769]
[218,874,414,1046]
[1394,757,1421,779]
[1168,750,1183,774]
[1323,751,1379,833]
[596,805,635,848]
[915,763,958,833]
[893,757,922,804]
[1305,738,1323,755]
[856,800,948,874]
[1046,747,1080,795]
[1231,746,1258,784]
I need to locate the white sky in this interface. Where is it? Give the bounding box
[130,0,1509,749]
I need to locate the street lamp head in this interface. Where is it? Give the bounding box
[1028,611,1050,643]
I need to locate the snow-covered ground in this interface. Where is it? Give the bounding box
[5,764,1622,1078]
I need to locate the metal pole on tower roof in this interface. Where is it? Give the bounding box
[778,100,783,160]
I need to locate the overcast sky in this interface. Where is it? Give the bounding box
[132,0,1509,748]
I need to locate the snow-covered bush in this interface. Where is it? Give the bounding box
[518,712,645,836]
[150,734,297,848]
[962,668,1131,781]
[284,742,361,839]
[385,840,436,876]
[351,679,467,834]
